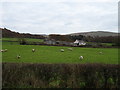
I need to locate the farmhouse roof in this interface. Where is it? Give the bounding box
[74,40,85,43]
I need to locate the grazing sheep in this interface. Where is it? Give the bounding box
[0,50,5,52]
[99,52,103,54]
[60,49,64,52]
[68,48,73,51]
[17,55,21,59]
[4,49,7,52]
[32,49,35,52]
[79,56,83,60]
[0,49,8,52]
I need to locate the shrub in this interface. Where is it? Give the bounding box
[2,63,120,88]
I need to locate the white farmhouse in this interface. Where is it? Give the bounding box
[74,40,86,46]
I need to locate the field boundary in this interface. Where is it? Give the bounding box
[2,63,120,88]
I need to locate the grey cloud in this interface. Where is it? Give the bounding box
[1,1,118,34]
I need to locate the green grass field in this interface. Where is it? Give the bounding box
[2,44,118,64]
[2,38,43,42]
[2,38,44,45]
[2,41,20,45]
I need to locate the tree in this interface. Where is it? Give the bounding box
[18,38,27,45]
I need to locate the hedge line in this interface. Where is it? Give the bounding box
[2,63,120,89]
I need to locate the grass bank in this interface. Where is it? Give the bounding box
[2,63,119,88]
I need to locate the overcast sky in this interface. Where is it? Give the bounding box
[0,0,119,34]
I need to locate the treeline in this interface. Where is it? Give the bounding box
[2,63,119,88]
[1,28,45,39]
[49,34,74,42]
[1,28,119,46]
[85,36,120,46]
[49,34,120,45]
[85,36,119,43]
[49,34,85,42]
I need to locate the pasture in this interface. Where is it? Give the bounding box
[2,38,44,45]
[2,44,118,64]
[2,38,44,42]
[2,38,119,88]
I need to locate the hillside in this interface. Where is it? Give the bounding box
[0,28,119,38]
[0,28,45,39]
[0,28,21,38]
[69,31,119,37]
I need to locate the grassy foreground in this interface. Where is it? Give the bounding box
[2,45,118,64]
[2,63,119,88]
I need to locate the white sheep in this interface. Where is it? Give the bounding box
[99,52,103,54]
[68,48,73,51]
[32,49,35,52]
[4,49,7,52]
[60,49,64,52]
[17,55,21,59]
[79,56,83,60]
[0,49,7,52]
[0,50,5,52]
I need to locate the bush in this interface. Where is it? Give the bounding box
[2,63,120,88]
[18,38,27,45]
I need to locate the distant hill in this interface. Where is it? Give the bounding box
[0,28,45,39]
[69,31,119,37]
[0,28,21,38]
[0,28,119,39]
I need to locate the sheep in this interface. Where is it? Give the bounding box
[4,49,8,52]
[79,56,83,60]
[0,49,6,52]
[0,50,5,52]
[60,49,64,52]
[0,49,8,52]
[32,49,35,52]
[99,52,103,54]
[17,55,21,59]
[68,48,73,51]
